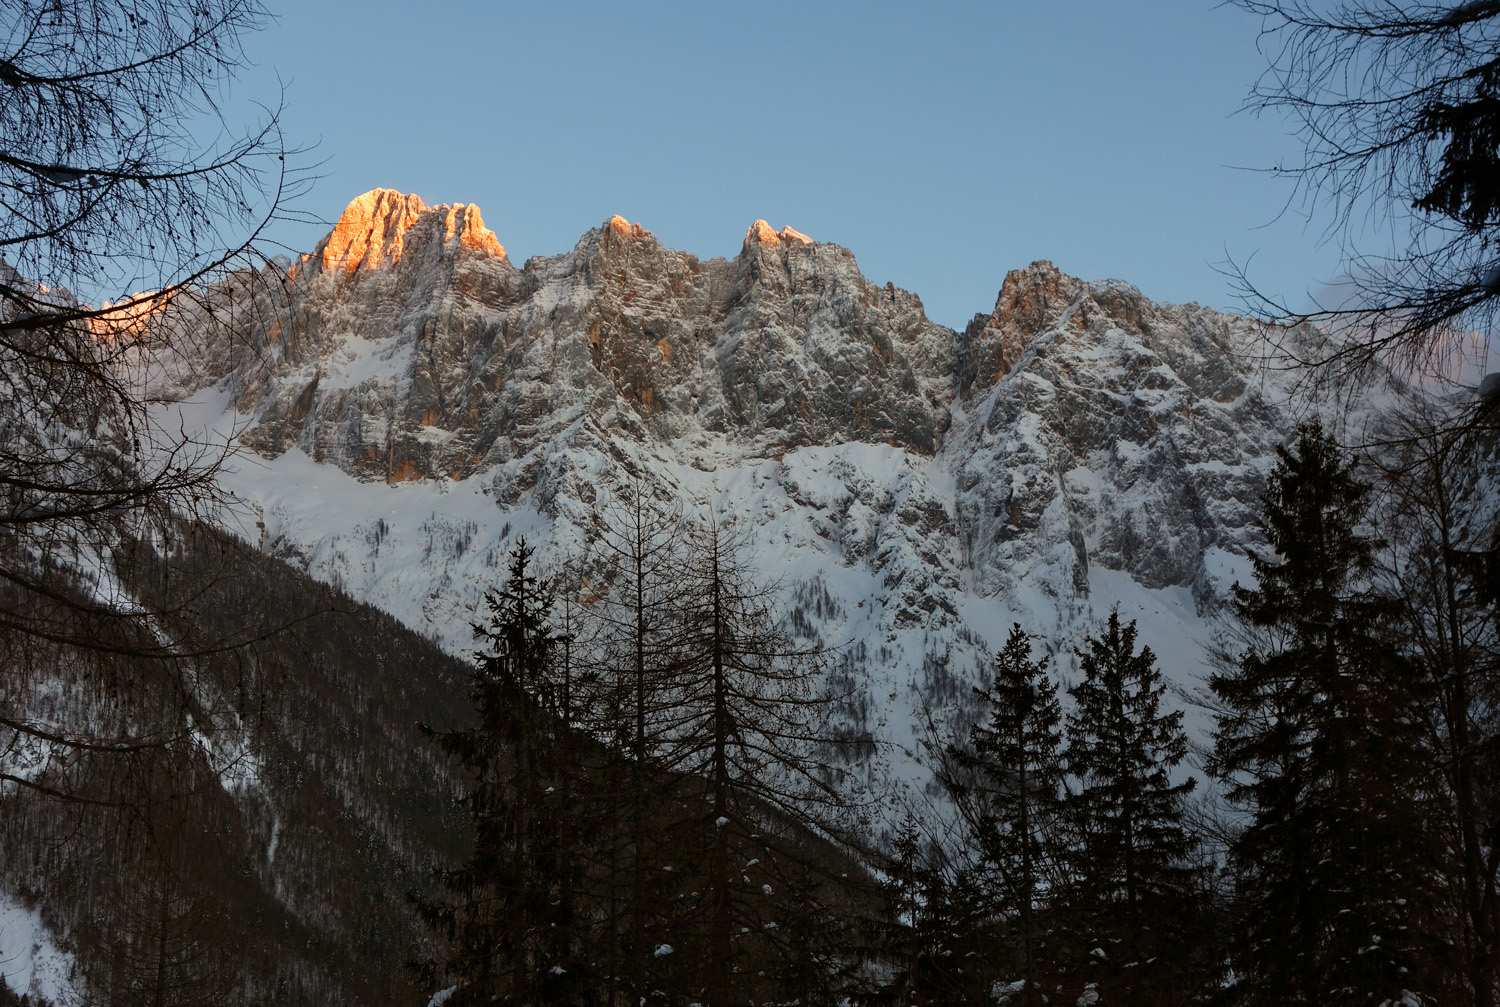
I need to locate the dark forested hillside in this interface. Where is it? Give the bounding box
[2,525,475,1006]
[1,525,884,1007]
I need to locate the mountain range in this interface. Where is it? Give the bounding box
[1,188,1415,1004]
[161,188,1405,791]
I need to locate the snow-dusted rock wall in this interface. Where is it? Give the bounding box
[161,189,1406,803]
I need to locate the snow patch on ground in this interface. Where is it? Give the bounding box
[1197,545,1257,599]
[188,713,263,794]
[0,889,80,1004]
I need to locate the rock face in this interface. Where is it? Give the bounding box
[169,189,1404,799]
[951,262,1295,610]
[196,190,956,489]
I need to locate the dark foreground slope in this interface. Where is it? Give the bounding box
[1,526,474,1006]
[1,526,880,1007]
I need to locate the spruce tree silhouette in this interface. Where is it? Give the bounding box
[1211,423,1446,1006]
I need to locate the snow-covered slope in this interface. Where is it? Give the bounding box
[161,189,1409,806]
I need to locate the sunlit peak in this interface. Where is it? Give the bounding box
[605,215,650,240]
[319,189,505,275]
[321,189,426,275]
[744,219,814,248]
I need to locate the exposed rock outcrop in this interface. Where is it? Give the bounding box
[317,188,504,275]
[949,262,1292,610]
[192,193,956,487]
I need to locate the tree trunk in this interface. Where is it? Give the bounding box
[707,556,734,1007]
[632,542,649,1007]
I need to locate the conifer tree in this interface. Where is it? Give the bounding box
[669,512,845,1007]
[869,816,989,1007]
[1210,422,1445,1006]
[873,815,930,1006]
[417,539,591,1006]
[1060,610,1200,1004]
[947,624,1062,1003]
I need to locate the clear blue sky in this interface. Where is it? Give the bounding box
[244,1,1341,331]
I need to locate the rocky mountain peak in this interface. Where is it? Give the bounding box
[743,219,815,249]
[317,189,424,275]
[442,202,505,258]
[176,193,960,485]
[994,259,1087,333]
[958,260,1168,400]
[174,193,1344,611]
[959,260,1085,397]
[604,214,653,243]
[316,189,505,278]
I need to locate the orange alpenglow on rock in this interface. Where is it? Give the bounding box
[321,189,425,274]
[320,189,505,275]
[743,219,814,249]
[605,215,650,240]
[442,203,505,257]
[89,290,173,342]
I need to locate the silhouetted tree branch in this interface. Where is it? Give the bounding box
[1229,1,1500,388]
[0,0,313,792]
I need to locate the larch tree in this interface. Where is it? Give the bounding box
[589,480,693,1007]
[1229,1,1500,387]
[89,743,241,1007]
[0,0,305,668]
[0,0,312,832]
[666,511,849,1007]
[1373,400,1500,1005]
